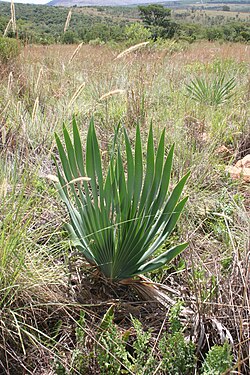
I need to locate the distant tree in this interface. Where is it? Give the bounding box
[138,5,171,28]
[222,5,230,12]
[138,4,178,40]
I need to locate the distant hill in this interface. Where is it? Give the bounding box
[48,0,169,6]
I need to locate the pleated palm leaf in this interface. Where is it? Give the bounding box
[186,75,236,106]
[54,119,189,282]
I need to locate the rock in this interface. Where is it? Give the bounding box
[242,168,250,183]
[216,145,232,156]
[226,166,241,180]
[226,154,250,183]
[235,159,243,168]
[242,155,250,168]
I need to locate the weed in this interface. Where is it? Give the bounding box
[201,342,233,374]
[159,302,196,374]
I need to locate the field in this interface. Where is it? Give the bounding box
[0,40,250,374]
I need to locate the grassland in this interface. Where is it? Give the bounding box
[0,40,250,373]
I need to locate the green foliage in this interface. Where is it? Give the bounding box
[124,23,151,45]
[0,2,126,44]
[159,303,196,374]
[97,306,131,374]
[159,331,196,374]
[168,300,183,333]
[205,22,250,42]
[61,30,77,44]
[201,342,233,375]
[131,317,156,374]
[63,304,196,375]
[138,4,178,39]
[186,75,236,106]
[0,2,249,45]
[191,267,217,303]
[0,185,28,307]
[0,37,20,63]
[138,5,171,27]
[54,118,189,281]
[54,311,89,374]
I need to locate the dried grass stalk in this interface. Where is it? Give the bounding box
[7,72,13,96]
[68,82,85,107]
[3,19,12,37]
[11,0,16,33]
[46,175,91,185]
[0,178,8,199]
[64,9,72,33]
[32,97,39,122]
[99,89,126,101]
[115,41,150,60]
[35,67,43,93]
[0,100,10,117]
[69,42,83,64]
[46,174,59,183]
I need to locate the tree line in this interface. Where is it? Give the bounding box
[0,3,249,44]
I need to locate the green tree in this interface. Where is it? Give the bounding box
[138,5,171,27]
[138,4,178,40]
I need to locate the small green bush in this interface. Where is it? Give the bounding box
[124,23,151,45]
[159,302,196,375]
[55,303,197,374]
[0,37,20,63]
[201,342,233,375]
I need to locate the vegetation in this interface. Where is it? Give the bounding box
[138,4,178,39]
[201,342,233,374]
[0,1,249,44]
[0,2,249,373]
[185,74,236,106]
[55,119,189,281]
[54,303,197,374]
[0,36,20,63]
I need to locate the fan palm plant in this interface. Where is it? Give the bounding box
[186,74,236,106]
[54,119,189,282]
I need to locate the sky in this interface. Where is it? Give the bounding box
[2,0,48,3]
[1,0,166,5]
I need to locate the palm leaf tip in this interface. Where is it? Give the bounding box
[55,118,190,281]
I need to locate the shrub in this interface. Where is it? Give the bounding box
[124,23,151,45]
[61,30,77,44]
[201,342,233,375]
[0,36,20,63]
[159,302,196,374]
